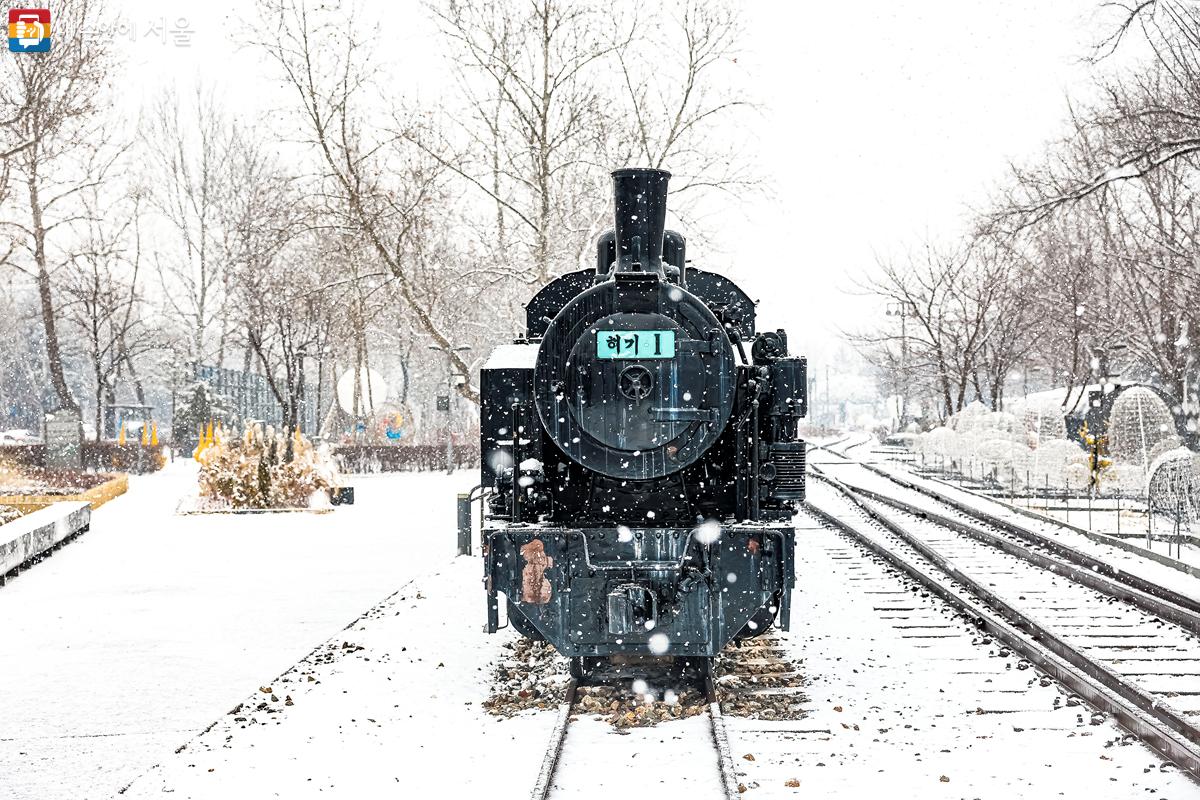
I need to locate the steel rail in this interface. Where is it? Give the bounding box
[809,441,1200,595]
[836,477,1200,635]
[529,679,578,800]
[706,673,740,800]
[531,673,740,799]
[806,474,1200,779]
[918,470,1200,580]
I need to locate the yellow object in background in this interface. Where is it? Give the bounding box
[118,422,126,446]
[151,422,159,446]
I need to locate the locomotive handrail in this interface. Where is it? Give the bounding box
[651,406,717,423]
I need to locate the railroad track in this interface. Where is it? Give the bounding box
[804,444,1200,781]
[529,672,740,799]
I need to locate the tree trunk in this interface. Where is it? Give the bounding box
[29,168,78,414]
[94,381,104,443]
[119,333,146,404]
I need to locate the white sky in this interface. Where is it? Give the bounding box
[113,0,1114,367]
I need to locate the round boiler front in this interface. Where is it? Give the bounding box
[534,279,736,480]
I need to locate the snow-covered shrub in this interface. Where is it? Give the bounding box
[197,423,338,510]
[947,403,1025,449]
[1064,462,1091,490]
[947,401,990,433]
[916,426,958,461]
[975,438,1035,487]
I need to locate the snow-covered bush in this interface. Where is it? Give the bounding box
[915,426,958,461]
[918,403,1031,480]
[975,438,1036,487]
[197,423,338,510]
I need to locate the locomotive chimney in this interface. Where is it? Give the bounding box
[611,167,670,274]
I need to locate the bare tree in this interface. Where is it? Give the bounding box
[998,2,1200,225]
[611,0,760,225]
[850,242,991,420]
[220,126,318,452]
[60,190,157,439]
[0,0,119,413]
[250,0,482,403]
[142,88,240,368]
[425,0,628,284]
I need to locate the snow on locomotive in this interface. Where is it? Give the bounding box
[480,167,807,679]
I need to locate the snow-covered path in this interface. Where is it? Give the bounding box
[120,557,553,799]
[0,463,474,800]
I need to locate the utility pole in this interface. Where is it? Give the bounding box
[886,301,914,431]
[824,364,830,428]
[429,344,471,474]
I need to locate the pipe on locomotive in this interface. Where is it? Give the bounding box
[612,167,670,274]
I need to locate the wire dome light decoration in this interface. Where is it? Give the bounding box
[1015,398,1067,449]
[1147,447,1200,527]
[1108,387,1177,471]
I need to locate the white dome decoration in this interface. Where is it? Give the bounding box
[1028,438,1088,490]
[1146,446,1200,521]
[1108,387,1176,470]
[1107,463,1149,494]
[1018,399,1067,449]
[336,368,389,416]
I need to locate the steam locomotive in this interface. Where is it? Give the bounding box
[480,168,807,679]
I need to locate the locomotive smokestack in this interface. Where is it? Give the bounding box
[611,167,670,274]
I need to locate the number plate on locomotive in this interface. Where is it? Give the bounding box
[596,330,676,359]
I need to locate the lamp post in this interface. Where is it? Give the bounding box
[886,301,915,431]
[429,344,472,474]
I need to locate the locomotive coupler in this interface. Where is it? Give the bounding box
[606,583,659,635]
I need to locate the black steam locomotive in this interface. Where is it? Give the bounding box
[481,168,807,679]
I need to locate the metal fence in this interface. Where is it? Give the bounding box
[191,363,318,436]
[330,444,479,473]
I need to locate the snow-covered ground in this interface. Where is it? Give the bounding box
[120,557,554,798]
[4,449,1195,799]
[727,515,1193,798]
[117,480,1189,799]
[0,462,475,800]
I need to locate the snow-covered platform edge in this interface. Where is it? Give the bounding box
[0,501,90,580]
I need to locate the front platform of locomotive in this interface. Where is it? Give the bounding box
[480,168,807,677]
